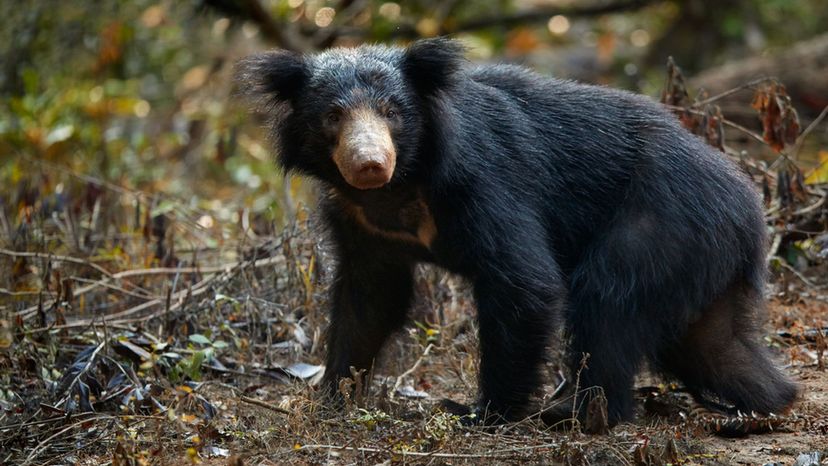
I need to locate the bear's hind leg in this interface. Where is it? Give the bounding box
[656,282,798,415]
[542,216,693,429]
[560,293,650,425]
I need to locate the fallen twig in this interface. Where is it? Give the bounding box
[393,343,434,398]
[238,394,291,415]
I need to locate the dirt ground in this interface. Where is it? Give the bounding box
[699,367,827,465]
[96,296,827,466]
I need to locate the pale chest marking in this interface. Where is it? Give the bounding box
[339,194,437,250]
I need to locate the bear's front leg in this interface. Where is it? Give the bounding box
[321,250,415,396]
[471,260,565,423]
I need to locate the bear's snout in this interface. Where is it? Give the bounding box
[352,158,391,188]
[332,108,397,190]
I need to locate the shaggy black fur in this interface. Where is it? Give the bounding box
[237,38,797,427]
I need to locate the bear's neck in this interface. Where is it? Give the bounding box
[328,184,437,251]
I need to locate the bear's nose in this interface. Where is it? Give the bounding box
[352,159,392,189]
[358,161,384,175]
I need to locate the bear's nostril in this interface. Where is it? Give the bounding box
[358,161,384,174]
[349,160,391,189]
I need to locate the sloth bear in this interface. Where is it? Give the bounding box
[237,38,797,428]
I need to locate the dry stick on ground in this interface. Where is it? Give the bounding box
[0,412,107,433]
[0,288,54,297]
[392,343,434,398]
[238,394,291,415]
[29,275,216,332]
[13,264,229,319]
[1,248,157,316]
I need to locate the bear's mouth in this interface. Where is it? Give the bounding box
[331,107,397,190]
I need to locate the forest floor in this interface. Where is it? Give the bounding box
[167,297,828,466]
[2,217,826,465]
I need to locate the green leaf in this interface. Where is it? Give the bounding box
[188,334,211,345]
[150,199,176,217]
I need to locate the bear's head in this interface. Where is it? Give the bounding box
[237,38,465,191]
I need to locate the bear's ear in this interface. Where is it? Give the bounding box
[402,37,466,96]
[235,50,310,105]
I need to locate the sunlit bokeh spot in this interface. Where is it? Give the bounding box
[315,6,336,28]
[378,2,401,21]
[134,100,150,118]
[212,17,230,36]
[547,15,570,35]
[630,29,651,47]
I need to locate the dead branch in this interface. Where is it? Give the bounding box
[693,77,779,107]
[793,104,828,159]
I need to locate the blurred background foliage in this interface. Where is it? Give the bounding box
[1,2,827,463]
[0,0,826,252]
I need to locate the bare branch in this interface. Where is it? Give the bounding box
[793,104,828,158]
[442,0,660,36]
[215,0,661,47]
[693,77,779,107]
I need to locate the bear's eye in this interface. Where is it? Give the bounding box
[326,112,341,124]
[385,109,397,119]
